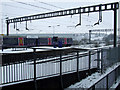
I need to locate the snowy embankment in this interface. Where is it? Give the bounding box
[66,62,120,89]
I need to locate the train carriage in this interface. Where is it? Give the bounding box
[24,38,37,47]
[3,36,24,49]
[67,38,73,46]
[2,36,73,49]
[38,38,49,46]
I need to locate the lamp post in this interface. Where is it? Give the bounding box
[1,16,9,35]
[48,25,60,36]
[1,18,4,35]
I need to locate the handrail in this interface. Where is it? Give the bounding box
[88,63,120,89]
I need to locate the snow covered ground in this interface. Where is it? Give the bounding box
[66,62,120,89]
[72,45,113,50]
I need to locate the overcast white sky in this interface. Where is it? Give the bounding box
[0,0,120,34]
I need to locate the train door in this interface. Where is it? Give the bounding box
[64,38,67,45]
[53,36,58,48]
[18,37,24,46]
[48,38,52,45]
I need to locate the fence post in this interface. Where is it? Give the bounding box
[115,68,117,83]
[97,49,100,72]
[106,75,109,90]
[89,50,91,75]
[88,85,95,90]
[118,65,120,79]
[101,49,103,74]
[33,48,37,90]
[77,51,80,81]
[117,47,119,63]
[60,52,63,90]
[91,85,95,90]
[118,45,120,61]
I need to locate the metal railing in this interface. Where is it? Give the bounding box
[87,45,120,90]
[0,48,98,87]
[0,45,120,89]
[88,64,120,90]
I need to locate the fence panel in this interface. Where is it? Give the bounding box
[95,77,107,89]
[108,71,115,88]
[118,45,120,61]
[101,47,119,72]
[91,51,97,68]
[101,48,108,72]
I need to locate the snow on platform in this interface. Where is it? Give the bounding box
[0,48,33,54]
[72,45,113,51]
[0,46,74,54]
[1,44,112,54]
[66,62,120,89]
[0,48,49,54]
[31,46,73,50]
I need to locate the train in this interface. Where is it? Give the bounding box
[2,36,73,49]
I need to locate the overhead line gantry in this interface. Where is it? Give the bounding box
[6,2,119,47]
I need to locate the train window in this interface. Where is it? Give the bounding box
[3,37,18,46]
[38,38,48,45]
[53,36,58,42]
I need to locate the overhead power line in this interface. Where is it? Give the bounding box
[10,0,54,11]
[3,1,112,28]
[3,3,41,12]
[7,0,108,26]
[34,0,63,9]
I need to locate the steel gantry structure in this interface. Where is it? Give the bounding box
[6,2,119,47]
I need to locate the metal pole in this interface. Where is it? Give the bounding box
[91,85,95,90]
[89,50,91,75]
[60,52,63,90]
[101,49,103,74]
[77,51,80,81]
[1,19,3,34]
[97,50,100,72]
[7,21,9,36]
[113,5,117,47]
[53,26,55,36]
[99,4,102,22]
[115,68,117,83]
[89,30,91,44]
[33,48,37,90]
[106,75,109,90]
